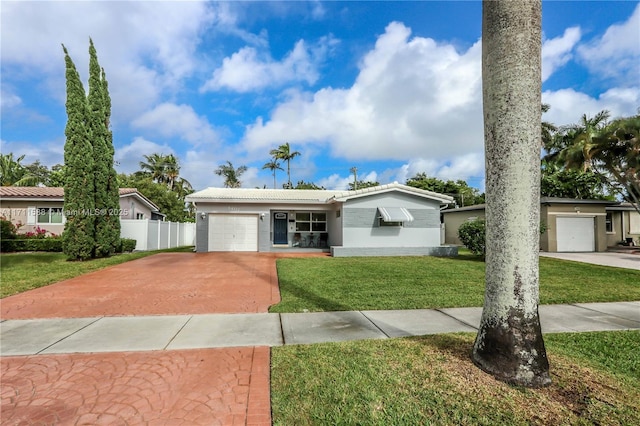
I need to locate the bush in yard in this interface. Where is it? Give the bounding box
[458,219,486,256]
[1,217,18,240]
[117,238,136,253]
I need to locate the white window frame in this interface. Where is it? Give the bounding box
[36,207,64,224]
[605,211,614,234]
[295,212,327,232]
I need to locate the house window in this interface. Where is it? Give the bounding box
[295,212,327,232]
[336,210,341,218]
[605,212,613,233]
[379,218,403,227]
[37,207,63,224]
[136,213,145,220]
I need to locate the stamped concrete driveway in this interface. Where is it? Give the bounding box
[1,252,287,320]
[1,252,321,425]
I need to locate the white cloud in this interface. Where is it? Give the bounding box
[542,87,640,126]
[114,137,175,175]
[1,1,215,123]
[201,36,338,93]
[132,103,221,147]
[577,3,640,83]
[0,138,65,168]
[542,27,581,82]
[241,22,484,165]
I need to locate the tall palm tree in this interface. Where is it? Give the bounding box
[163,154,180,190]
[269,143,300,189]
[0,153,38,186]
[215,161,247,188]
[262,159,283,189]
[549,110,611,172]
[541,103,557,149]
[472,0,550,388]
[139,153,168,184]
[589,115,640,215]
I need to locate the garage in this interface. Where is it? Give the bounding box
[208,214,258,252]
[556,216,595,252]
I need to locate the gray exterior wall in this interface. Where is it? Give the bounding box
[194,202,339,252]
[341,192,442,248]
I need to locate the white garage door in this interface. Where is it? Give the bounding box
[556,216,595,252]
[208,214,258,252]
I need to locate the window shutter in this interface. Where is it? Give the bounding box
[27,206,36,225]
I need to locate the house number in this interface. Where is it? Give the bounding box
[228,207,239,212]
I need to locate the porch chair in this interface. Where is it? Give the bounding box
[293,233,302,247]
[318,233,328,248]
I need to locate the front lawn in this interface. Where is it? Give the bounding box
[0,247,194,298]
[271,330,640,425]
[270,255,640,312]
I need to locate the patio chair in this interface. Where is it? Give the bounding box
[293,233,302,247]
[318,233,328,248]
[306,234,316,247]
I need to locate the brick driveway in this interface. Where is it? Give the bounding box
[1,252,323,425]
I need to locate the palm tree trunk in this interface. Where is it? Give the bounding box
[472,0,550,388]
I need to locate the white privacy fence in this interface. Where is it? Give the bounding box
[120,219,195,251]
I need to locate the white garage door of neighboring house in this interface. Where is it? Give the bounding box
[556,216,595,252]
[208,214,258,252]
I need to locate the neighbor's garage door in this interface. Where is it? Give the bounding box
[208,214,258,252]
[556,216,595,252]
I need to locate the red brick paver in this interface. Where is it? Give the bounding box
[1,252,325,425]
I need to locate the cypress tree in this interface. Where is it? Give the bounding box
[88,39,113,257]
[62,45,95,260]
[101,66,121,253]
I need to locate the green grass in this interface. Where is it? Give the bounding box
[271,331,640,425]
[0,246,194,298]
[270,255,640,312]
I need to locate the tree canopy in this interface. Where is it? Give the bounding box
[215,161,247,188]
[544,111,640,214]
[406,173,484,206]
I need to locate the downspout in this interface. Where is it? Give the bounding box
[621,210,626,241]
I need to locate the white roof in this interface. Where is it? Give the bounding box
[186,183,454,205]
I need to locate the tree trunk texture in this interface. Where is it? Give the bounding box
[472,0,551,388]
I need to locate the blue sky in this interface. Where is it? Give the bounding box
[2,1,639,191]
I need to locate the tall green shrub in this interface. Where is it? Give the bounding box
[88,40,119,257]
[102,67,121,253]
[62,44,95,260]
[458,219,486,256]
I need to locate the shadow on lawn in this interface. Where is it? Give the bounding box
[273,280,354,312]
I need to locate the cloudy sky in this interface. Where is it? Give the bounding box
[2,1,639,191]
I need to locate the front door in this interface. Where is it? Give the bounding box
[273,212,288,244]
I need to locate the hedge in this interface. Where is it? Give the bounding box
[0,238,63,253]
[1,238,137,253]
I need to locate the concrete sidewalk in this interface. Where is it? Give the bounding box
[2,301,638,356]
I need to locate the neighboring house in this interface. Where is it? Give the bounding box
[0,187,161,236]
[185,183,456,257]
[606,203,640,247]
[442,197,637,253]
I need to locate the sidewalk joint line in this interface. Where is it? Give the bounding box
[163,315,193,350]
[36,316,104,355]
[435,308,479,330]
[360,311,391,338]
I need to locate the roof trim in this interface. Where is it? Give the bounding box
[187,183,454,205]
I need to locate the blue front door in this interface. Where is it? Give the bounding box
[273,212,288,244]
